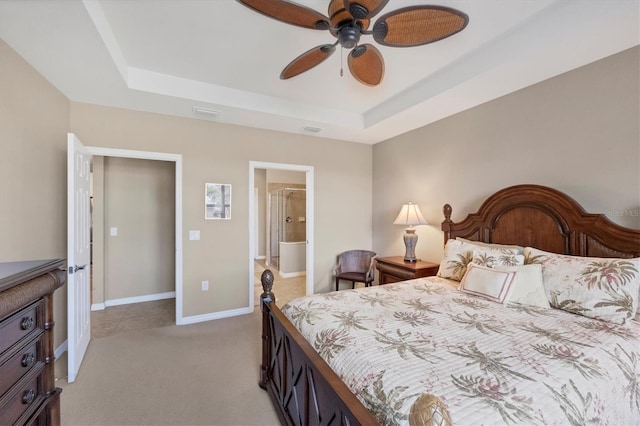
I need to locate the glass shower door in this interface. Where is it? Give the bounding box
[269,191,280,268]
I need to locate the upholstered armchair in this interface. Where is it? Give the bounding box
[334,250,377,291]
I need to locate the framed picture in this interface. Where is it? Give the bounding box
[205,183,231,219]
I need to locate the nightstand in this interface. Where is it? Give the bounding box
[376,256,440,284]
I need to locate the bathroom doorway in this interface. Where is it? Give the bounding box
[249,161,314,310]
[268,187,306,275]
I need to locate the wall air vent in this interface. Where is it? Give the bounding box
[192,107,219,118]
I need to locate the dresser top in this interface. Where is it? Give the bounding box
[0,259,65,292]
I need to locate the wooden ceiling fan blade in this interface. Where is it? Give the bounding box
[343,0,389,19]
[237,0,330,30]
[328,0,369,31]
[348,44,384,86]
[281,45,336,80]
[372,6,468,47]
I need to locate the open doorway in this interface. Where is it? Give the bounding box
[84,146,184,323]
[90,156,176,337]
[249,162,314,309]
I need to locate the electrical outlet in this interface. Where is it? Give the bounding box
[201,280,209,291]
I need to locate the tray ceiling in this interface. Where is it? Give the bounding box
[0,0,637,144]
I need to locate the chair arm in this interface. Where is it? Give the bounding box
[365,256,377,281]
[334,258,343,276]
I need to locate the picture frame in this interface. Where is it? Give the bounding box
[205,183,231,219]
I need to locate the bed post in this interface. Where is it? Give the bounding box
[258,269,274,390]
[442,203,453,243]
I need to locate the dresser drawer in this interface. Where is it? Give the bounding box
[0,366,45,426]
[0,300,44,356]
[0,334,44,398]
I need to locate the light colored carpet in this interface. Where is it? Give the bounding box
[91,299,175,338]
[58,310,280,426]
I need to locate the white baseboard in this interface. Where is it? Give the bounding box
[179,306,252,325]
[278,271,306,279]
[91,303,106,311]
[55,340,68,358]
[91,292,175,311]
[105,291,176,308]
[255,255,266,260]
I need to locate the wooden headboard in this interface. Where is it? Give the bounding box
[442,184,640,258]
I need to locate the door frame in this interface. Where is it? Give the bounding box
[86,147,185,324]
[249,161,314,307]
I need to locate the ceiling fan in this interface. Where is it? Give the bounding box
[236,0,469,86]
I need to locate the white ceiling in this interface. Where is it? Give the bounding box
[0,0,638,144]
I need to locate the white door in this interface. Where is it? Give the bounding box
[67,133,92,383]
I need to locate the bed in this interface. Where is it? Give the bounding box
[258,184,640,425]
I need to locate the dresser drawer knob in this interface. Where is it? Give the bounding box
[21,352,36,368]
[22,389,36,404]
[21,316,34,330]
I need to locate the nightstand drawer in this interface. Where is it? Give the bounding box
[377,263,417,280]
[376,256,439,284]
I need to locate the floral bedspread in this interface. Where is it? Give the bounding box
[281,277,640,426]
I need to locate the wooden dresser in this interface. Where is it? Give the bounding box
[0,259,66,426]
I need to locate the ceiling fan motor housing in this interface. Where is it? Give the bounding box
[338,25,361,49]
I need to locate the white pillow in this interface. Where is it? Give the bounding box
[459,263,517,303]
[499,264,550,309]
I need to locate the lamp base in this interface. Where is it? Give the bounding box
[403,229,419,262]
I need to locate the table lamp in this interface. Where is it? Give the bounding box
[393,202,428,262]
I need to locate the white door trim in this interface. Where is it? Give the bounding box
[249,161,314,310]
[86,147,185,325]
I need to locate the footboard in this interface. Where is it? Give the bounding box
[258,270,378,426]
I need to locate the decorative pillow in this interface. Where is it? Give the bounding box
[471,250,524,269]
[457,237,524,255]
[459,263,517,303]
[499,264,550,309]
[438,239,520,281]
[524,247,640,324]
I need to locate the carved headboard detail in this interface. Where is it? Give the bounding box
[442,184,640,258]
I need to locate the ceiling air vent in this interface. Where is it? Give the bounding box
[303,126,322,133]
[192,107,219,118]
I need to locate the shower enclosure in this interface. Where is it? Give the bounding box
[268,188,306,274]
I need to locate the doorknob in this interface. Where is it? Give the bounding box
[69,264,87,274]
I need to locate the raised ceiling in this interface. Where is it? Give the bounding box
[0,0,637,144]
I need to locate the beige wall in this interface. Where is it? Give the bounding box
[0,39,70,353]
[69,103,373,316]
[373,46,640,265]
[103,157,175,300]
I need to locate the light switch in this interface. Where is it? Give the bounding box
[189,230,200,241]
[110,227,118,236]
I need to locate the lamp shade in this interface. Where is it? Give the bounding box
[393,202,428,226]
